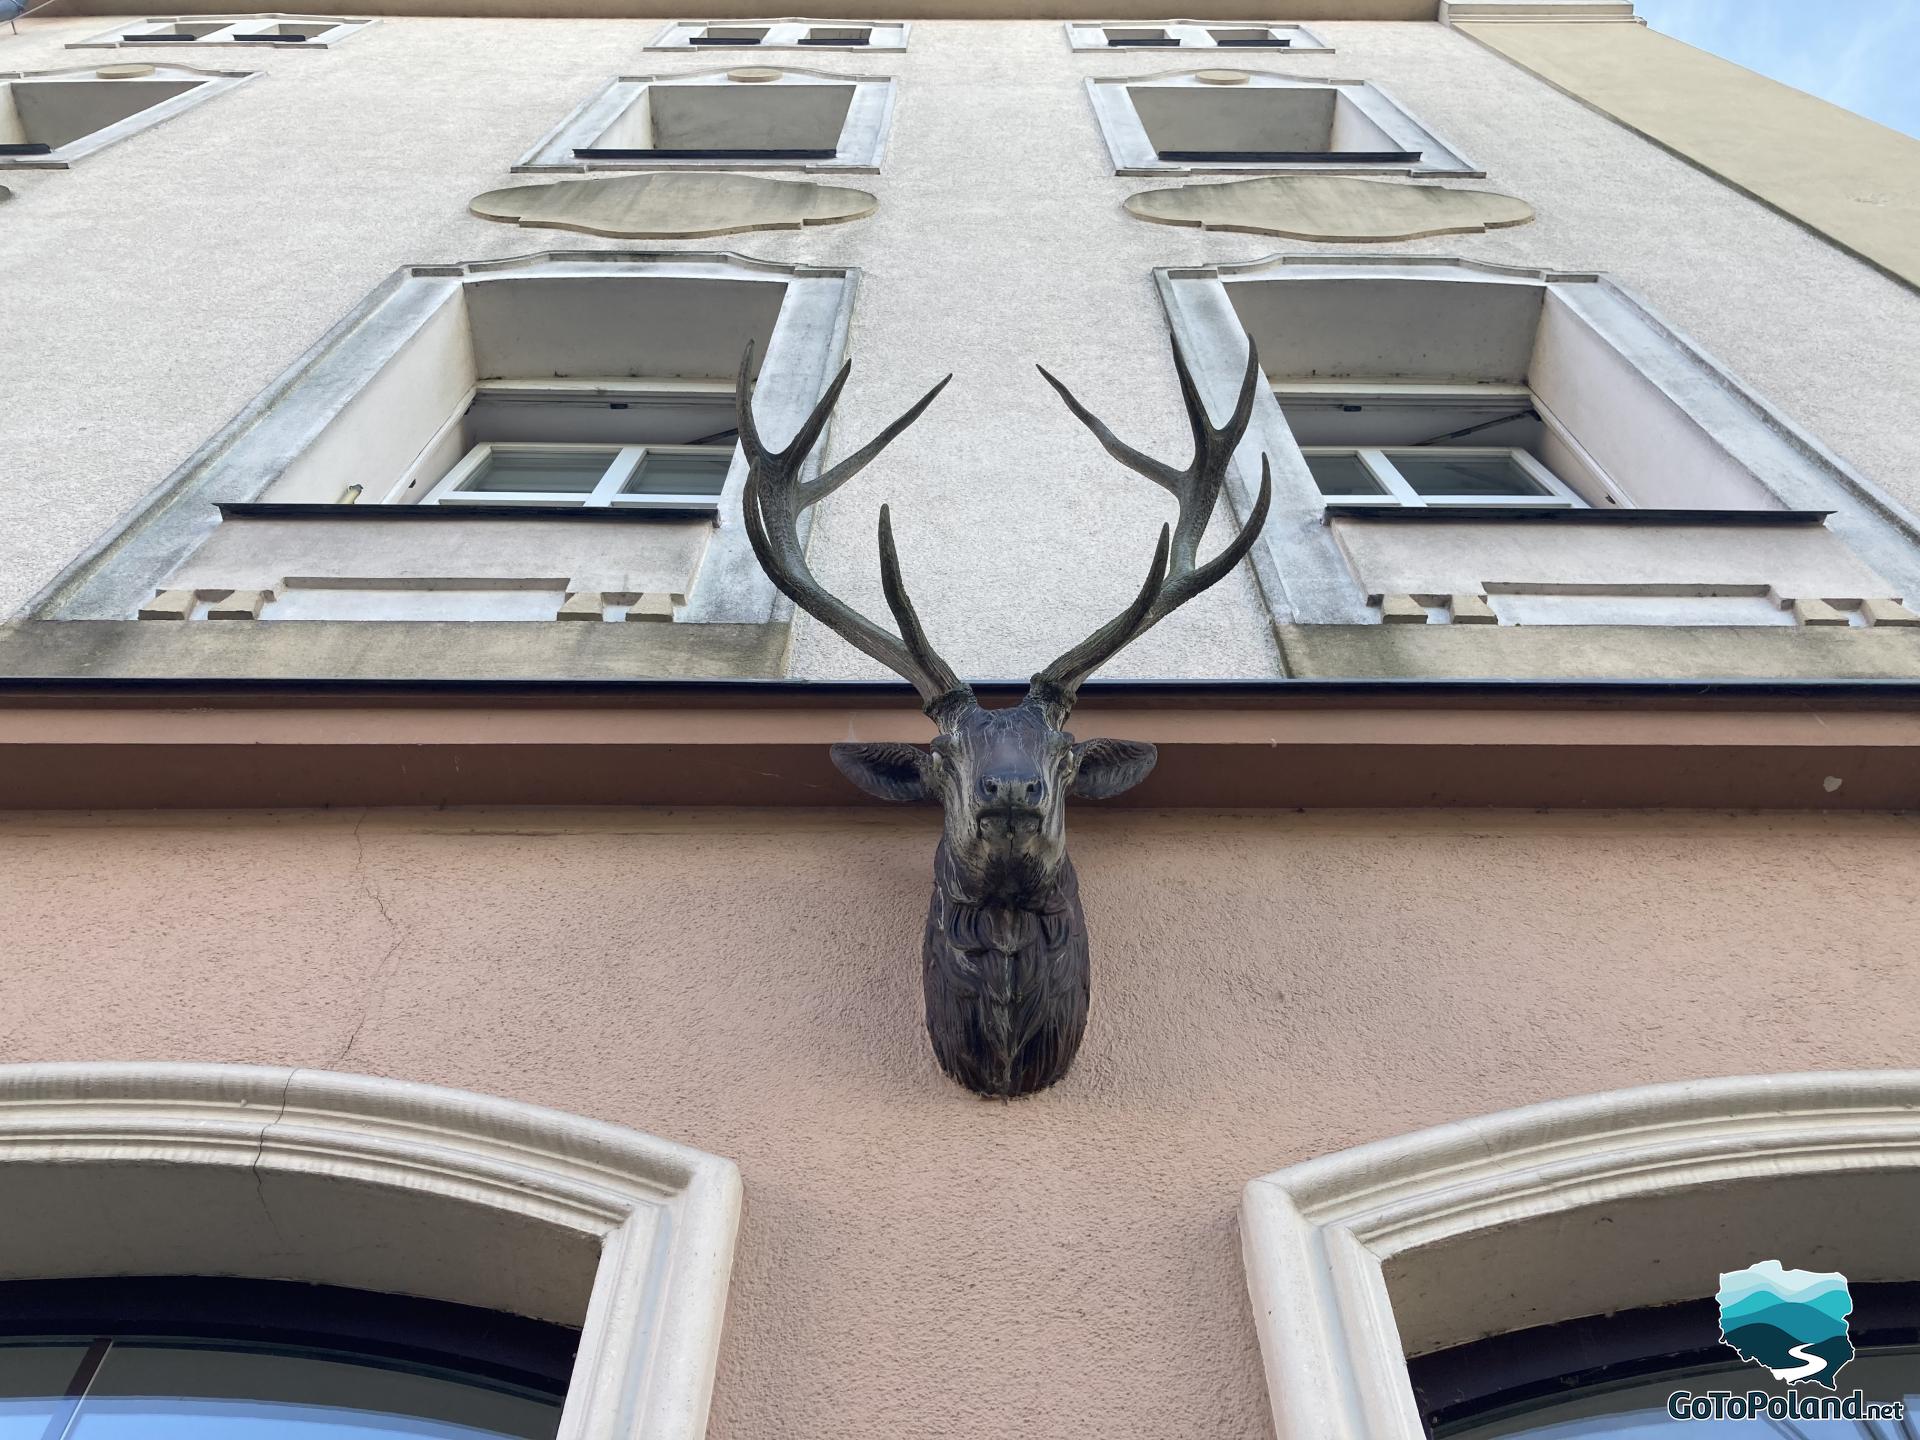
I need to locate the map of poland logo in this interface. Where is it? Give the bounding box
[1717,1259,1855,1392]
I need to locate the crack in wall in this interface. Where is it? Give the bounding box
[336,811,405,1067]
[249,1067,297,1252]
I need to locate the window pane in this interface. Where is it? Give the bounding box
[456,449,613,494]
[69,1344,559,1440]
[1390,452,1550,498]
[0,1344,87,1440]
[1305,453,1387,496]
[620,450,731,497]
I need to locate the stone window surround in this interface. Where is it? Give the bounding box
[1085,71,1480,178]
[0,1061,740,1440]
[646,18,910,51]
[0,62,254,170]
[67,14,373,49]
[1155,255,1920,625]
[1063,19,1332,52]
[515,68,897,174]
[29,250,858,634]
[1241,1070,1920,1440]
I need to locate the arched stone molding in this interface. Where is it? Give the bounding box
[1242,1071,1920,1440]
[0,1062,741,1440]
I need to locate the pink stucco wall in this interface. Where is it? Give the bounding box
[4,806,1919,1437]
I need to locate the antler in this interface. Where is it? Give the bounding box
[1027,337,1274,714]
[736,344,975,721]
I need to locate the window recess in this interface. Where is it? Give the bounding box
[0,63,253,169]
[648,19,907,51]
[1065,20,1330,51]
[519,70,894,173]
[1303,447,1583,508]
[68,14,370,48]
[1085,73,1477,176]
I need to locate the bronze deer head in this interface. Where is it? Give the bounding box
[738,338,1271,1098]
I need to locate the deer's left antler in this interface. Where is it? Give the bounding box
[1028,338,1274,716]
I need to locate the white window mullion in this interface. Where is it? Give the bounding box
[585,446,646,509]
[1359,449,1426,507]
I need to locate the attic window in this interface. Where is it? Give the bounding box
[1085,73,1477,175]
[646,20,908,51]
[1065,20,1330,51]
[69,15,370,48]
[519,70,894,171]
[0,63,253,168]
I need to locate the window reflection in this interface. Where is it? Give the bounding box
[2,1340,559,1440]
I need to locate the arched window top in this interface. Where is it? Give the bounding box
[1241,1071,1920,1440]
[0,1063,740,1440]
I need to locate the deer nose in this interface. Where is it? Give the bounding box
[979,772,1046,807]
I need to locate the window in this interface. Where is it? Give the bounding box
[68,15,371,48]
[422,443,732,510]
[1152,256,1920,637]
[1064,20,1330,51]
[517,69,896,172]
[0,63,253,169]
[1305,447,1583,508]
[0,1277,572,1438]
[1239,1072,1920,1440]
[0,1064,739,1440]
[1084,73,1477,176]
[647,19,908,50]
[1415,1296,1920,1437]
[33,252,856,659]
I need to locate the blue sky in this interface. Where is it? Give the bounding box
[1634,0,1920,139]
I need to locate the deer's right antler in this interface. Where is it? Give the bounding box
[736,344,975,722]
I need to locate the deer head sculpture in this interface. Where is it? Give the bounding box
[738,337,1272,1098]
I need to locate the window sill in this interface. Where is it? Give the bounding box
[218,503,721,523]
[1321,506,1834,525]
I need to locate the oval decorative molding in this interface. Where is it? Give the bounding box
[0,1062,741,1440]
[1123,174,1533,241]
[470,170,877,239]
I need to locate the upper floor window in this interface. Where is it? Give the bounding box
[517,68,895,172]
[1065,19,1330,51]
[0,62,252,169]
[1153,257,1920,633]
[648,18,909,50]
[1084,71,1479,176]
[68,14,372,48]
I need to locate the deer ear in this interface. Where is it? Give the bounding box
[831,742,936,802]
[1069,738,1157,799]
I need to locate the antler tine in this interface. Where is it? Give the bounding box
[1028,338,1272,711]
[737,345,972,716]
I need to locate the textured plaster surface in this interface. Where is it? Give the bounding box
[4,805,1920,1437]
[2,18,1919,681]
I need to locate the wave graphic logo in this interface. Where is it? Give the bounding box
[1717,1259,1855,1391]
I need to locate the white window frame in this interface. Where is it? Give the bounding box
[647,18,910,51]
[1241,1070,1920,1440]
[1303,445,1585,508]
[420,441,731,511]
[0,1062,740,1440]
[68,14,372,49]
[1064,19,1331,51]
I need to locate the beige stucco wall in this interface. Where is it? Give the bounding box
[3,17,1920,676]
[1454,17,1920,293]
[4,804,1919,1436]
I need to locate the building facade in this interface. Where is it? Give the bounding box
[3,1,1920,1436]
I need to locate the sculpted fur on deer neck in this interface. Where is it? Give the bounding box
[737,337,1271,1097]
